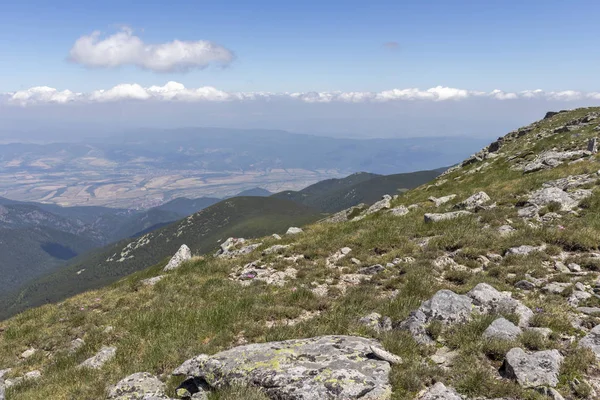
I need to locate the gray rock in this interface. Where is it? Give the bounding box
[366,195,392,215]
[78,346,117,369]
[467,283,533,327]
[417,382,462,400]
[568,290,592,307]
[554,261,570,273]
[216,238,262,258]
[286,227,303,235]
[483,318,522,341]
[523,150,591,173]
[108,372,168,400]
[515,280,536,291]
[589,138,598,154]
[568,263,582,272]
[421,290,473,325]
[397,290,473,344]
[543,174,598,190]
[369,345,403,365]
[455,191,491,210]
[0,384,4,400]
[163,244,192,271]
[498,225,516,236]
[172,335,392,399]
[141,276,166,286]
[501,348,563,388]
[579,324,600,360]
[389,206,409,216]
[577,307,600,315]
[323,204,368,223]
[518,205,540,219]
[69,338,85,352]
[424,211,472,223]
[24,370,41,380]
[262,244,290,255]
[527,187,592,211]
[428,194,456,207]
[20,348,36,359]
[543,282,570,294]
[505,245,545,256]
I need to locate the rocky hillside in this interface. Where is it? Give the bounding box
[3,108,600,399]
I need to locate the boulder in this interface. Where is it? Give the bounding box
[579,324,600,360]
[366,195,392,215]
[455,191,491,210]
[527,187,591,211]
[397,290,472,344]
[389,206,409,216]
[78,346,117,369]
[523,150,591,173]
[467,283,533,327]
[286,227,303,235]
[424,211,472,223]
[505,245,545,256]
[108,372,170,400]
[163,244,192,271]
[428,194,456,207]
[323,204,368,223]
[483,318,522,341]
[216,238,262,258]
[69,338,85,352]
[542,173,598,190]
[172,335,392,399]
[501,348,563,388]
[417,382,462,400]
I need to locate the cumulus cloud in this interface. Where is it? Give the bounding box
[5,83,600,106]
[69,27,234,72]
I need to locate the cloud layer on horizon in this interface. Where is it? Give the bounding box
[69,27,234,72]
[5,82,600,106]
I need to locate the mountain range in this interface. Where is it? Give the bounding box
[0,167,443,318]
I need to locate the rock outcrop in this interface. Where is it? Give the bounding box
[163,244,192,271]
[79,346,117,369]
[501,348,563,388]
[424,211,472,223]
[172,335,393,400]
[108,372,171,400]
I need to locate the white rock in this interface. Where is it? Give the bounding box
[163,244,192,271]
[286,227,303,235]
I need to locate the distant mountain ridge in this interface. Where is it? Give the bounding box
[0,166,443,319]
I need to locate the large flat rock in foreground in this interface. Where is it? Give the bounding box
[173,335,392,400]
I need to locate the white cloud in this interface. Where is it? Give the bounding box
[69,27,234,72]
[6,83,600,106]
[489,89,518,100]
[8,86,82,105]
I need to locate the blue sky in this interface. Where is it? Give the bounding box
[2,0,600,93]
[2,0,600,139]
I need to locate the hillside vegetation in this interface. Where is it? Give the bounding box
[0,197,321,320]
[3,108,600,399]
[271,169,443,213]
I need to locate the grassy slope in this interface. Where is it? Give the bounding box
[271,169,443,213]
[2,109,600,399]
[0,197,321,321]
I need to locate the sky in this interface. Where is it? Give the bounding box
[2,0,600,140]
